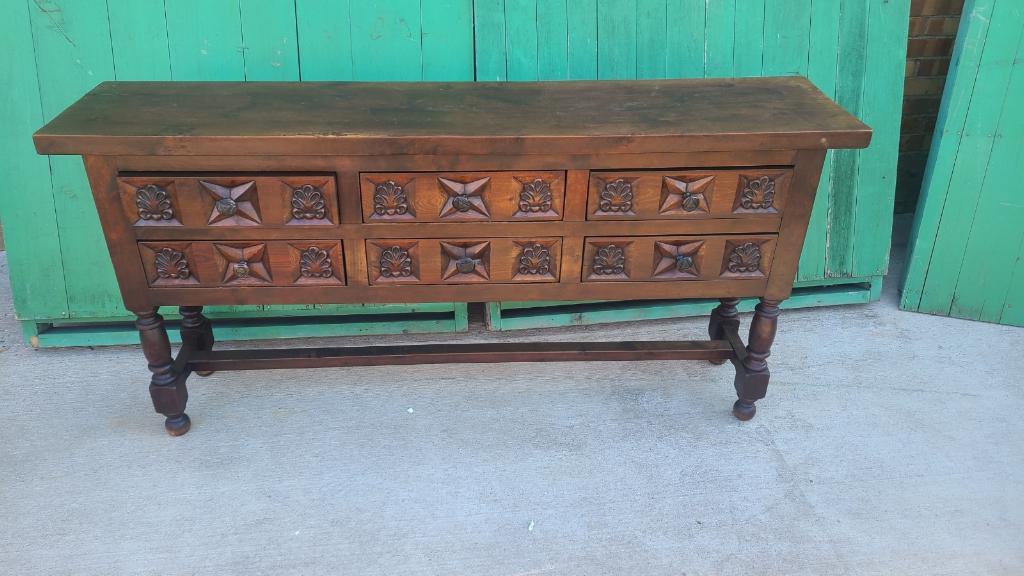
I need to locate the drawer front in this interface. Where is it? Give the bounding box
[119,174,339,228]
[366,238,562,284]
[581,235,777,282]
[138,240,345,287]
[587,169,791,220]
[360,171,565,223]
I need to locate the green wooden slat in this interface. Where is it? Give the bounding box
[947,8,1024,321]
[165,0,245,80]
[537,0,569,79]
[474,0,508,80]
[421,0,474,80]
[901,0,994,310]
[29,0,122,319]
[666,0,705,78]
[295,0,354,80]
[505,0,540,80]
[999,238,1024,326]
[349,0,422,81]
[916,0,1023,315]
[566,0,598,79]
[732,0,764,77]
[636,0,667,79]
[106,0,171,80]
[0,0,68,321]
[704,0,735,78]
[826,0,868,278]
[761,0,810,76]
[597,0,637,79]
[797,0,841,282]
[849,0,908,279]
[239,0,300,81]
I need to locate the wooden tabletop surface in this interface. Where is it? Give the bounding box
[34,77,871,157]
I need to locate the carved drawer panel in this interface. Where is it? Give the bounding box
[586,168,791,220]
[139,240,345,287]
[360,171,565,223]
[119,174,339,228]
[581,235,777,282]
[366,238,562,285]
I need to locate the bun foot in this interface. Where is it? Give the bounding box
[732,399,756,421]
[165,413,192,436]
[708,358,728,365]
[195,370,214,377]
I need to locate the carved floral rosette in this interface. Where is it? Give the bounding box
[379,246,413,278]
[291,185,327,220]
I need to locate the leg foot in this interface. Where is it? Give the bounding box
[165,413,192,436]
[732,399,756,421]
[194,370,215,377]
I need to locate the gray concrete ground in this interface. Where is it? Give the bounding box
[1,230,1022,575]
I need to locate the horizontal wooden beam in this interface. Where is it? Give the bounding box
[186,340,736,371]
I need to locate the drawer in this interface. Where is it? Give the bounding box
[119,174,339,228]
[360,171,565,222]
[138,240,345,287]
[581,235,777,282]
[586,168,791,220]
[366,238,562,285]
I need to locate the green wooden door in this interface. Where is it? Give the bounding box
[0,0,907,345]
[901,0,1024,327]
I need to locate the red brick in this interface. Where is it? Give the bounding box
[926,16,961,36]
[911,0,965,17]
[906,60,918,77]
[904,77,947,96]
[903,97,942,116]
[901,114,937,134]
[916,58,951,76]
[909,16,928,36]
[907,37,956,58]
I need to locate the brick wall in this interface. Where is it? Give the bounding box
[897,0,964,213]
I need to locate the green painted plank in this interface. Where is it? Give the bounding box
[106,0,171,80]
[165,0,245,80]
[901,0,994,310]
[474,0,508,80]
[537,0,569,79]
[421,0,474,80]
[826,0,868,278]
[949,18,1024,322]
[30,0,122,319]
[597,0,637,79]
[998,236,1024,327]
[489,284,874,331]
[762,0,810,76]
[0,0,68,321]
[916,0,1023,315]
[849,0,908,279]
[505,0,540,80]
[797,0,841,282]
[666,0,705,77]
[349,0,422,81]
[704,0,735,78]
[239,0,300,81]
[295,0,354,80]
[732,0,765,77]
[636,0,667,79]
[566,0,598,79]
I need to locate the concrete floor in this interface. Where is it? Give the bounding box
[1,235,1022,575]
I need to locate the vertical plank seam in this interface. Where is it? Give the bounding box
[24,0,71,319]
[471,0,479,80]
[292,0,303,81]
[103,0,118,79]
[237,0,248,80]
[702,0,709,77]
[419,0,425,80]
[162,0,174,78]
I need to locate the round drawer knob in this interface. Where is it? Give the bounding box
[455,257,476,274]
[681,194,700,212]
[233,260,250,278]
[452,194,473,212]
[215,198,238,216]
[675,255,694,272]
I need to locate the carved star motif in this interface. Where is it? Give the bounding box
[214,243,272,283]
[440,241,490,280]
[653,240,703,278]
[438,176,490,218]
[202,180,261,225]
[660,175,714,214]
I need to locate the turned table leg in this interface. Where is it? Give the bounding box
[180,306,215,377]
[135,308,190,436]
[732,298,781,421]
[708,298,740,365]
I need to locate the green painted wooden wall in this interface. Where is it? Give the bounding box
[901,0,1024,327]
[0,0,907,338]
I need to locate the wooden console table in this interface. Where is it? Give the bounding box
[34,78,870,435]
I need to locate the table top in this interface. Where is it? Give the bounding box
[34,77,870,157]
